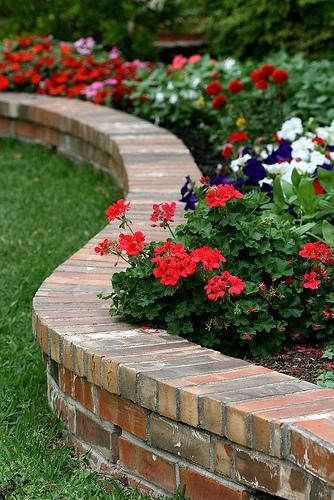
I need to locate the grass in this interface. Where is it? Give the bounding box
[0,138,165,499]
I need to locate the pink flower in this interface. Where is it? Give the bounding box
[188,54,201,64]
[171,55,188,70]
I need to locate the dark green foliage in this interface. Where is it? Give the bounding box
[203,0,334,60]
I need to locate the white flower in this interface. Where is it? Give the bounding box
[259,177,273,187]
[183,90,198,100]
[223,58,236,71]
[167,82,174,90]
[230,154,252,172]
[291,137,314,161]
[155,92,165,103]
[169,94,178,104]
[191,77,201,88]
[310,151,329,167]
[277,117,303,141]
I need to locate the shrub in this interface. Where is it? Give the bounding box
[97,190,334,357]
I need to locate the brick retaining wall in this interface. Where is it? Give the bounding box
[0,93,333,499]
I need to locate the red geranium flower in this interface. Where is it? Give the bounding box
[212,94,226,109]
[303,271,321,290]
[105,199,130,222]
[151,242,196,286]
[260,64,275,78]
[204,184,243,209]
[205,271,245,301]
[313,179,325,196]
[221,143,234,158]
[118,232,146,256]
[205,81,222,96]
[0,75,9,91]
[250,68,262,83]
[255,79,268,91]
[190,246,226,271]
[151,202,176,223]
[227,80,243,93]
[299,241,332,266]
[272,69,289,84]
[228,131,249,143]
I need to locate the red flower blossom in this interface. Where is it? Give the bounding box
[228,131,249,143]
[151,242,196,286]
[204,184,243,209]
[303,271,321,290]
[244,332,252,340]
[271,69,289,84]
[212,94,226,109]
[151,202,176,224]
[312,137,325,146]
[258,283,266,291]
[190,246,226,271]
[105,199,130,222]
[299,241,332,266]
[205,81,222,96]
[0,74,9,91]
[260,64,275,78]
[221,143,234,159]
[118,232,146,256]
[227,80,243,93]
[250,68,262,83]
[205,271,245,301]
[94,238,115,255]
[255,79,268,91]
[313,179,325,195]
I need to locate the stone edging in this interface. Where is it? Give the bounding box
[0,93,333,499]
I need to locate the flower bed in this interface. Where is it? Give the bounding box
[0,93,333,498]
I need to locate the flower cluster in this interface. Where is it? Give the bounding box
[151,202,176,224]
[151,242,197,286]
[250,64,288,91]
[106,199,130,222]
[204,184,243,208]
[299,241,333,266]
[0,35,147,105]
[205,272,246,300]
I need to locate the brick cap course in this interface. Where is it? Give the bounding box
[0,93,332,498]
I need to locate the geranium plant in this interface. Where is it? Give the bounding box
[96,187,334,357]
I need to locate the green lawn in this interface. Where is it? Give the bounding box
[0,138,159,499]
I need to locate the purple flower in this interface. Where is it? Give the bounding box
[180,176,198,210]
[264,140,292,164]
[243,158,266,185]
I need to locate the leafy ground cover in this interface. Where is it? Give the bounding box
[0,138,167,499]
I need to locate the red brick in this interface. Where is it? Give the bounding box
[74,375,93,411]
[289,428,334,484]
[98,388,147,440]
[179,466,250,500]
[76,409,119,462]
[59,366,74,396]
[158,382,177,420]
[235,449,280,494]
[119,436,176,493]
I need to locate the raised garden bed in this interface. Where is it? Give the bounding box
[0,93,332,499]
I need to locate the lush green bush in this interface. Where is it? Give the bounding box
[202,0,334,60]
[98,190,334,357]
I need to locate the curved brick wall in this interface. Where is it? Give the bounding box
[0,93,333,499]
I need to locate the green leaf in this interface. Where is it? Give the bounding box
[318,167,334,193]
[297,178,317,213]
[322,220,334,246]
[273,177,286,208]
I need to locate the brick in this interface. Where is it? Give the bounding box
[309,476,333,500]
[51,390,75,433]
[214,439,234,477]
[119,365,137,402]
[179,389,199,427]
[119,436,176,493]
[102,358,119,394]
[235,449,280,494]
[201,397,223,435]
[76,409,119,462]
[98,388,147,440]
[59,366,74,396]
[87,352,101,386]
[138,375,158,411]
[179,466,250,500]
[74,375,93,411]
[158,382,177,420]
[150,414,210,467]
[226,407,248,446]
[289,428,334,484]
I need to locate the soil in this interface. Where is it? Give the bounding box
[251,343,333,385]
[171,126,220,177]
